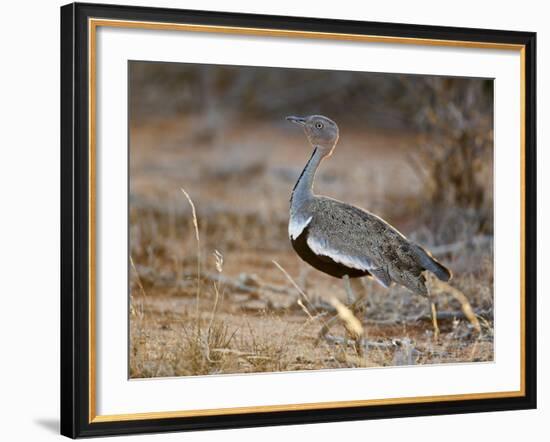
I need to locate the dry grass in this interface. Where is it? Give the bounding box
[129,118,494,379]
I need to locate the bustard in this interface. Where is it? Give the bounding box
[286,114,451,337]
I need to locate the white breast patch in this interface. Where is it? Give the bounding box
[288,215,312,240]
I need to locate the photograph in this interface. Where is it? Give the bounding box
[128,61,495,378]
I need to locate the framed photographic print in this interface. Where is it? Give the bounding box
[60,2,537,438]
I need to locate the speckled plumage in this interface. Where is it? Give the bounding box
[286,115,451,298]
[293,196,451,296]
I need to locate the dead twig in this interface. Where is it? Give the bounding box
[426,274,482,333]
[135,264,297,297]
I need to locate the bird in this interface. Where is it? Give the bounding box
[286,114,451,338]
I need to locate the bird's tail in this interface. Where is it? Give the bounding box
[412,244,452,282]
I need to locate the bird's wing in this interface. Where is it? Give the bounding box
[307,232,391,287]
[305,201,393,287]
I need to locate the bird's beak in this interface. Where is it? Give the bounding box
[286,116,306,126]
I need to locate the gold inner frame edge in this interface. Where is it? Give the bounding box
[87,17,527,424]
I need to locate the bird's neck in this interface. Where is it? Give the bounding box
[290,147,324,211]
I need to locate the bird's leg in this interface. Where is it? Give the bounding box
[351,278,368,356]
[318,314,339,341]
[318,276,368,355]
[431,301,440,341]
[425,277,440,341]
[318,276,355,341]
[350,278,367,313]
[342,275,368,357]
[343,274,355,305]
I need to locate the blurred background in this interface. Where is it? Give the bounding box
[129,61,494,378]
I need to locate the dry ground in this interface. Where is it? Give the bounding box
[129,116,494,378]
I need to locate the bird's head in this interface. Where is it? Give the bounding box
[286,115,339,157]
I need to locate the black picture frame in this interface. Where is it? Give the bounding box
[61,2,537,438]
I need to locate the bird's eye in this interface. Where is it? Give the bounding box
[315,122,324,129]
